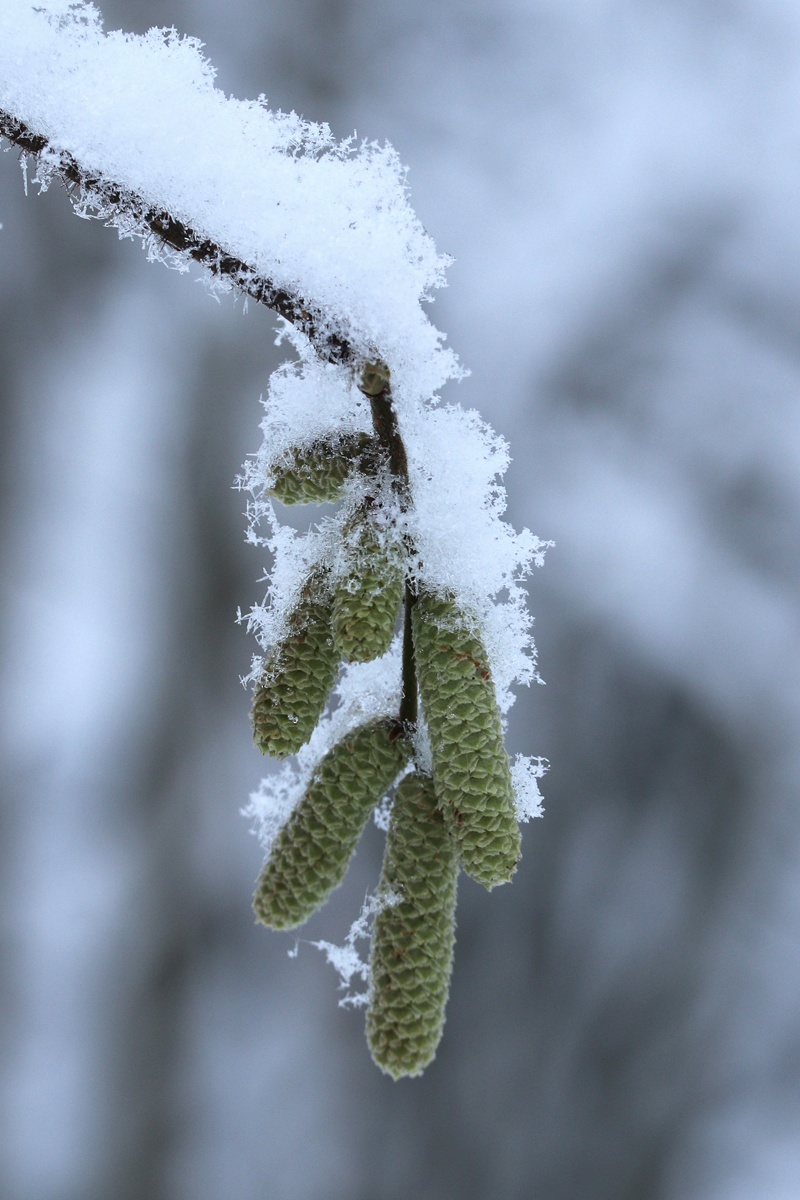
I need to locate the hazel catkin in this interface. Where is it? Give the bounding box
[266,432,376,505]
[366,772,458,1079]
[253,719,411,930]
[412,591,521,889]
[251,571,338,758]
[332,502,404,663]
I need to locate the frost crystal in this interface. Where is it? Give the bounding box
[312,890,402,1009]
[511,755,549,823]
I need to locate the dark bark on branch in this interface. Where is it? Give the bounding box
[0,109,352,365]
[398,583,419,729]
[0,107,422,732]
[368,387,411,500]
[365,383,419,732]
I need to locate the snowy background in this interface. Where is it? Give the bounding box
[2,1,800,1197]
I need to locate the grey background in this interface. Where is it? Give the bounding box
[2,1,799,1197]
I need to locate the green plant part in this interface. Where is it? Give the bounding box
[359,359,391,397]
[332,503,405,663]
[266,432,378,505]
[253,719,411,930]
[412,591,521,889]
[251,571,338,758]
[366,772,458,1079]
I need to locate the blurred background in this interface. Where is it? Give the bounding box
[2,1,800,1197]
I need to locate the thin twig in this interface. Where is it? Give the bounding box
[1,108,424,733]
[367,385,411,501]
[364,382,419,734]
[0,110,352,365]
[398,583,418,729]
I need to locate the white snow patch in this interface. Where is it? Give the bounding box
[0,0,458,399]
[511,754,548,822]
[238,349,373,493]
[312,889,402,1009]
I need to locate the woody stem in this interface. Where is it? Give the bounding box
[366,384,418,734]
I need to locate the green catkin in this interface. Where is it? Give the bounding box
[366,773,458,1079]
[251,572,338,758]
[266,433,376,505]
[253,719,411,930]
[332,504,404,663]
[412,592,521,889]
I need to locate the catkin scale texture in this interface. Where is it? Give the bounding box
[412,593,521,889]
[251,574,338,758]
[366,774,458,1079]
[253,719,411,930]
[332,504,404,663]
[266,433,375,505]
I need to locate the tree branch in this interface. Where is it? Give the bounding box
[363,381,419,734]
[398,583,418,730]
[367,387,411,502]
[1,107,422,733]
[0,109,352,365]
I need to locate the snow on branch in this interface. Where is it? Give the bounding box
[0,0,457,397]
[0,109,352,365]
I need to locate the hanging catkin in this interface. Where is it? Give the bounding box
[332,501,404,663]
[366,772,458,1078]
[251,570,338,758]
[412,591,521,889]
[266,432,376,505]
[253,719,411,929]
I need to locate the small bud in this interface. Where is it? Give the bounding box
[266,433,377,505]
[253,719,411,930]
[412,592,521,889]
[251,572,338,758]
[332,502,404,663]
[359,360,391,397]
[366,773,458,1079]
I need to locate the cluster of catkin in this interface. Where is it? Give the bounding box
[251,366,521,1079]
